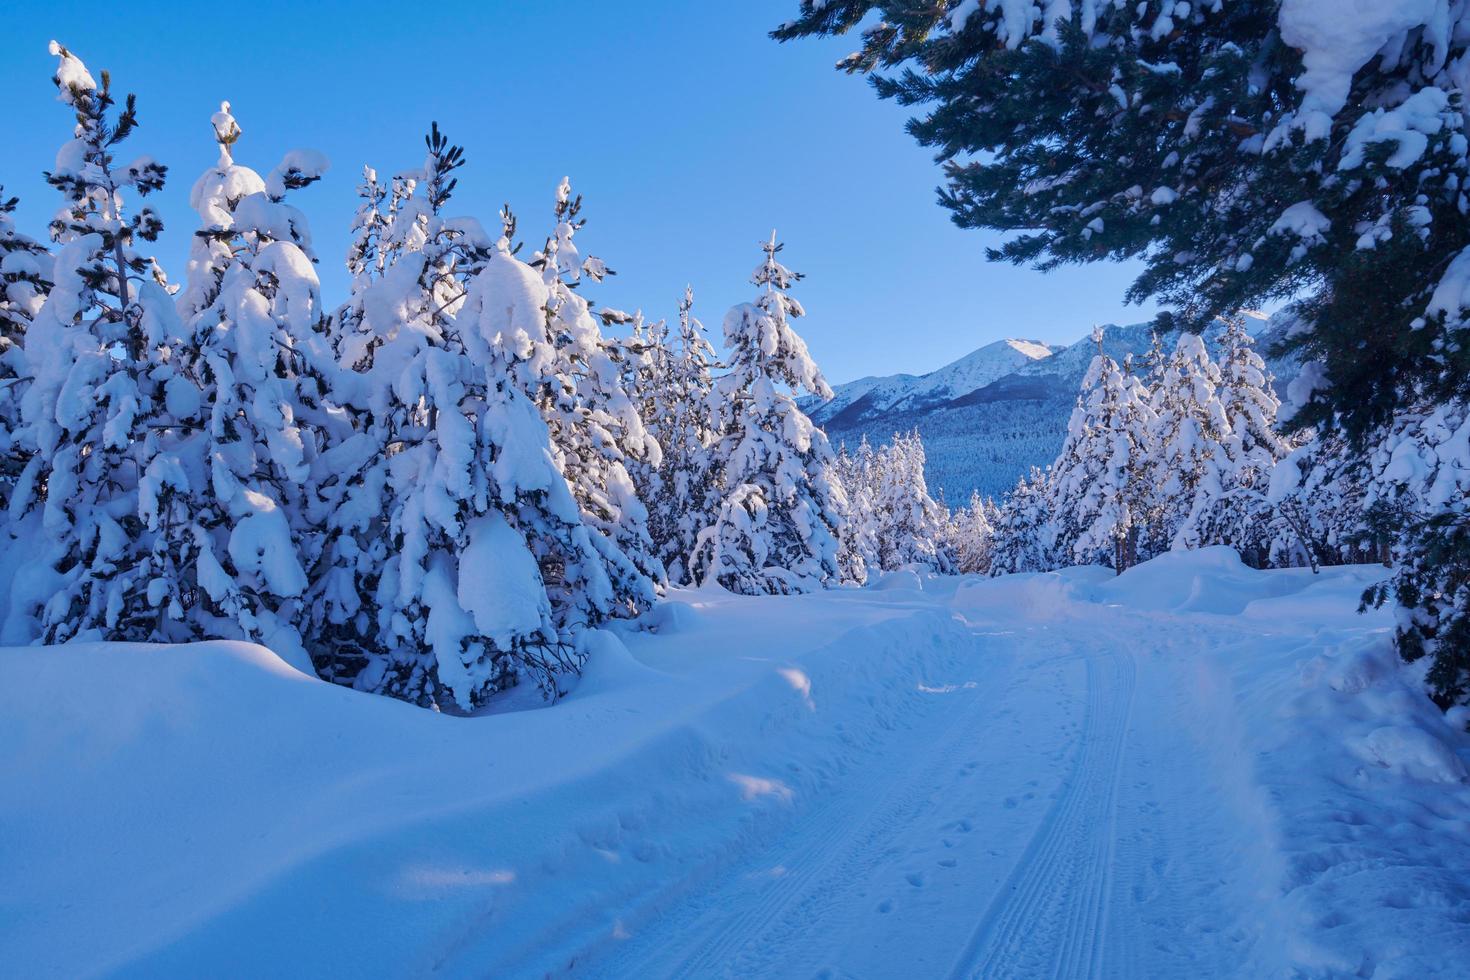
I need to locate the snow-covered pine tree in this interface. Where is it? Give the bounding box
[319,124,603,708]
[1357,398,1470,707]
[148,100,333,663]
[834,436,879,584]
[1149,333,1230,554]
[872,430,951,573]
[948,489,998,575]
[622,310,666,511]
[1047,331,1155,572]
[1189,316,1296,563]
[15,42,192,643]
[531,178,664,613]
[640,287,722,585]
[0,188,51,513]
[328,165,390,374]
[692,234,847,594]
[990,466,1052,576]
[1261,429,1373,571]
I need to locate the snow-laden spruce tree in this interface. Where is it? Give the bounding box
[14,42,192,643]
[1263,430,1376,571]
[834,437,879,584]
[308,126,510,691]
[149,100,333,663]
[530,178,664,613]
[638,287,722,585]
[871,430,952,573]
[325,126,612,708]
[1189,317,1296,562]
[1149,332,1230,553]
[1048,333,1155,572]
[1356,400,1470,707]
[623,310,667,519]
[0,188,51,513]
[948,490,998,575]
[692,234,847,594]
[990,466,1052,576]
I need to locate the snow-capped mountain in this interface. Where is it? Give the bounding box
[804,337,1059,426]
[811,313,1295,502]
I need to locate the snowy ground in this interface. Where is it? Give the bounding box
[4,549,1469,978]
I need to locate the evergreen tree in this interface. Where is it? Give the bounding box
[1360,399,1470,708]
[531,178,664,614]
[948,489,997,575]
[1191,316,1296,562]
[990,466,1052,576]
[1265,431,1375,571]
[16,42,188,643]
[1149,333,1230,553]
[834,436,879,584]
[1047,331,1155,572]
[317,126,618,708]
[153,100,333,663]
[871,430,952,573]
[692,234,847,594]
[622,310,666,528]
[639,288,721,585]
[0,188,51,513]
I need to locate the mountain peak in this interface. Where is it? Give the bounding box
[806,335,1060,428]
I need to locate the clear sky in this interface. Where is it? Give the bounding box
[0,0,1158,385]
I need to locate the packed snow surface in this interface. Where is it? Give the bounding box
[4,549,1469,977]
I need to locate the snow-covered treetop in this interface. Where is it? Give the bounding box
[724,233,831,399]
[47,40,96,103]
[211,101,241,166]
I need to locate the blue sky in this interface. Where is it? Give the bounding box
[0,0,1157,384]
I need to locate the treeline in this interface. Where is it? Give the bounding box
[0,44,878,711]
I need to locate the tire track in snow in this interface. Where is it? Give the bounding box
[581,638,1027,980]
[946,643,1137,980]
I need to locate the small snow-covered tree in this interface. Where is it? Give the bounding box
[0,188,51,513]
[1262,429,1376,570]
[322,125,614,709]
[15,42,191,643]
[638,287,722,585]
[871,430,951,573]
[692,234,847,594]
[622,310,666,513]
[150,100,333,663]
[531,178,664,613]
[1048,333,1155,572]
[1150,333,1230,553]
[948,490,998,575]
[1190,317,1296,562]
[1358,399,1470,709]
[834,436,879,584]
[990,466,1052,576]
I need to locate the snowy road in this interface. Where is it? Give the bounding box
[579,606,1269,979]
[5,551,1469,978]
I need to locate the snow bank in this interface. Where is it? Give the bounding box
[0,589,965,976]
[1095,550,1470,977]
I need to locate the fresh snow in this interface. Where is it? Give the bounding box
[4,549,1467,977]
